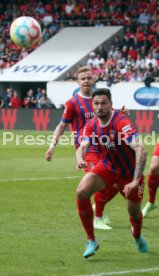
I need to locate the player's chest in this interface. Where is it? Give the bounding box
[75,105,94,120]
[97,127,117,151]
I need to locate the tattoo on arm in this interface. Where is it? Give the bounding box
[130,138,147,180]
[134,147,147,179]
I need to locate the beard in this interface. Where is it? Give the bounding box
[96,111,110,119]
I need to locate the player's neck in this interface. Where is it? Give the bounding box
[78,91,92,98]
[98,110,114,127]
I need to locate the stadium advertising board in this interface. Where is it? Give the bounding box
[47,81,159,110]
[0,109,158,134]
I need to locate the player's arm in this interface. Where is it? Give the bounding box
[45,100,74,161]
[76,139,90,170]
[130,137,147,182]
[76,122,93,170]
[45,121,68,161]
[123,136,147,198]
[116,116,147,198]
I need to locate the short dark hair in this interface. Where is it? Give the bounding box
[92,88,112,101]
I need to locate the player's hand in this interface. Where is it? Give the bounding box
[121,105,130,116]
[76,158,87,170]
[123,180,139,199]
[45,148,54,161]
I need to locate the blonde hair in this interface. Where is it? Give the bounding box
[76,65,92,77]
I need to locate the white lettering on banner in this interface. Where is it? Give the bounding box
[13,65,68,74]
[136,94,159,99]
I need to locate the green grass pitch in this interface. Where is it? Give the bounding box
[0,130,159,276]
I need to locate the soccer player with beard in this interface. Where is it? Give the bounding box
[76,88,148,258]
[45,66,119,230]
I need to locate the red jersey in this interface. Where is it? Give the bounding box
[83,111,138,177]
[61,92,99,153]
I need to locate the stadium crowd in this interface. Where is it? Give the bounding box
[0,0,159,107]
[0,86,55,109]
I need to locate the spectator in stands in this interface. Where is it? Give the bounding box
[96,45,107,60]
[112,46,120,60]
[0,59,4,74]
[35,2,45,14]
[125,65,134,81]
[2,87,13,108]
[38,89,54,109]
[152,47,159,60]
[139,45,147,59]
[0,38,5,53]
[42,11,53,27]
[129,71,139,82]
[152,66,159,81]
[116,52,126,67]
[87,52,99,68]
[23,89,36,109]
[121,45,128,59]
[141,35,152,53]
[134,54,145,71]
[19,47,29,60]
[113,35,122,49]
[145,52,158,69]
[108,45,116,59]
[65,0,75,15]
[133,36,141,51]
[144,72,155,87]
[64,71,76,81]
[137,9,151,25]
[10,90,22,109]
[125,54,135,69]
[0,96,4,108]
[96,52,104,63]
[34,87,42,108]
[128,45,137,61]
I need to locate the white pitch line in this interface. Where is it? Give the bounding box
[0,176,81,182]
[76,267,159,276]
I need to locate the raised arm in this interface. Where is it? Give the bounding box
[45,121,68,161]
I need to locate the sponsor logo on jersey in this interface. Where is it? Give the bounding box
[122,125,132,132]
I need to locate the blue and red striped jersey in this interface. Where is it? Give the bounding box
[61,92,99,153]
[83,111,138,177]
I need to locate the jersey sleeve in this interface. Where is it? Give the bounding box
[61,99,75,124]
[82,120,93,144]
[116,115,138,143]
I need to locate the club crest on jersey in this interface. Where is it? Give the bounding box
[100,135,116,151]
[103,141,116,151]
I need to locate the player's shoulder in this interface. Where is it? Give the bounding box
[113,111,135,133]
[113,110,130,125]
[65,94,77,107]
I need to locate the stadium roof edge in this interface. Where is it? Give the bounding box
[0,26,123,82]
